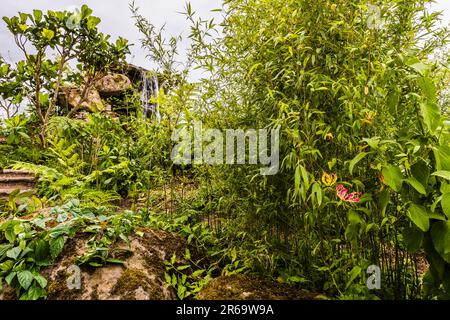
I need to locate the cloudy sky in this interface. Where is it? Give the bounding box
[0,0,449,69]
[0,0,223,69]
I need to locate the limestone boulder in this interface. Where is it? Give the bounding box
[61,87,105,112]
[95,74,132,97]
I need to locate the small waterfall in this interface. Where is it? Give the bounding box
[140,71,161,121]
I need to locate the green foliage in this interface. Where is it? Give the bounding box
[1,5,130,145]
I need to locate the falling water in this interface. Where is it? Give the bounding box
[140,71,161,121]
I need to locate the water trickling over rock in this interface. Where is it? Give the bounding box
[140,71,161,121]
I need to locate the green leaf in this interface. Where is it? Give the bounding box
[431,221,450,263]
[407,204,430,232]
[87,16,101,30]
[402,227,423,252]
[442,193,450,218]
[410,62,430,75]
[0,244,13,257]
[18,270,33,290]
[349,152,369,175]
[433,145,450,171]
[311,182,322,206]
[411,161,430,187]
[418,77,437,103]
[432,171,450,181]
[164,272,172,285]
[6,246,22,260]
[5,272,16,285]
[420,102,441,133]
[382,165,403,192]
[49,236,65,259]
[192,269,205,278]
[105,258,124,264]
[34,274,48,288]
[33,10,43,23]
[42,28,55,40]
[81,4,93,18]
[378,189,389,217]
[404,177,426,195]
[345,266,361,290]
[177,265,190,271]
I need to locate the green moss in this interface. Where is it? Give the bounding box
[47,270,81,300]
[197,275,318,300]
[112,269,165,300]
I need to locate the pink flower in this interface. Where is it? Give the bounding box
[336,184,361,203]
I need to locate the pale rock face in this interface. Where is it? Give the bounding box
[64,87,105,112]
[95,73,133,96]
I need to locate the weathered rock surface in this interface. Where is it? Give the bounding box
[197,275,319,300]
[40,229,192,300]
[0,169,35,198]
[95,74,132,97]
[61,87,105,112]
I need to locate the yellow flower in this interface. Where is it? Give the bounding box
[321,172,338,187]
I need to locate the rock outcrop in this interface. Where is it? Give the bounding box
[60,87,105,112]
[95,74,133,97]
[0,169,35,198]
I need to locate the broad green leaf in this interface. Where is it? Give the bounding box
[419,102,441,134]
[432,171,450,181]
[442,193,450,218]
[5,272,16,285]
[404,177,426,195]
[6,246,22,260]
[411,161,430,187]
[402,227,423,252]
[410,62,429,75]
[418,77,437,103]
[349,152,369,175]
[34,274,48,288]
[49,236,65,259]
[433,145,450,171]
[33,10,43,23]
[18,270,33,290]
[431,221,450,263]
[382,165,403,192]
[42,28,54,40]
[407,204,430,232]
[0,244,13,257]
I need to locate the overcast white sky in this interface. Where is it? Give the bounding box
[0,0,449,69]
[0,0,223,69]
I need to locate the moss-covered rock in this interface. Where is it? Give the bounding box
[197,275,319,300]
